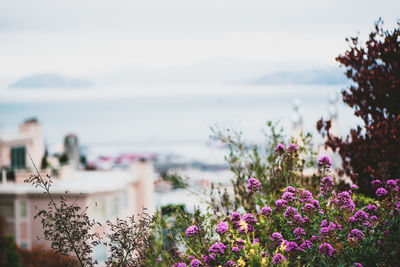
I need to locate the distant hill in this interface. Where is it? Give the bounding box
[247,68,348,85]
[9,73,93,88]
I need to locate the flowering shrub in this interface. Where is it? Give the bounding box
[166,155,400,266]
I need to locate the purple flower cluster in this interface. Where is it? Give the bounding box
[319,243,334,257]
[366,204,377,212]
[349,210,369,223]
[376,187,388,197]
[186,225,199,237]
[260,206,272,216]
[274,143,286,155]
[217,222,228,235]
[275,199,288,211]
[190,259,201,267]
[354,263,363,267]
[299,190,314,203]
[300,240,313,250]
[271,232,284,243]
[285,241,299,252]
[387,179,399,192]
[272,253,286,264]
[320,176,335,195]
[371,179,382,188]
[283,206,304,224]
[287,143,298,153]
[247,177,262,194]
[337,191,355,212]
[294,227,306,239]
[348,229,364,240]
[318,155,332,170]
[225,260,236,266]
[243,213,257,224]
[282,191,296,202]
[230,212,241,222]
[173,263,186,267]
[208,242,227,255]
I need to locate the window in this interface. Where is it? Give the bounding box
[11,146,26,169]
[19,201,27,218]
[0,202,14,218]
[92,200,106,220]
[110,197,120,217]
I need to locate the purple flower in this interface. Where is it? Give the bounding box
[247,178,262,193]
[282,192,296,202]
[272,253,286,264]
[288,143,298,153]
[350,184,359,190]
[320,176,335,195]
[286,241,299,252]
[320,219,328,227]
[294,227,306,239]
[232,246,240,252]
[285,186,296,193]
[271,232,284,243]
[186,225,199,237]
[284,206,299,219]
[217,222,228,235]
[252,238,259,244]
[311,199,320,208]
[235,239,245,249]
[370,215,378,221]
[337,191,355,212]
[354,263,363,267]
[156,257,162,262]
[274,143,286,155]
[299,190,313,203]
[319,227,330,236]
[387,179,399,191]
[371,180,382,188]
[191,259,202,267]
[376,188,388,197]
[173,263,186,267]
[225,260,236,267]
[208,242,227,255]
[351,210,369,222]
[230,212,241,222]
[302,203,315,214]
[275,199,288,211]
[318,156,332,169]
[300,240,312,250]
[366,204,377,212]
[260,206,272,216]
[348,229,364,240]
[243,213,257,224]
[319,243,334,257]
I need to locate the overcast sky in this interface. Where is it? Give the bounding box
[0,0,399,98]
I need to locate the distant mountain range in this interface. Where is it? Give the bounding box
[246,68,348,85]
[9,73,92,88]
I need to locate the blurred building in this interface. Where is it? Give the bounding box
[64,133,80,170]
[0,118,45,172]
[0,119,156,263]
[0,160,155,263]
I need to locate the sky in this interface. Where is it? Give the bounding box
[0,0,399,100]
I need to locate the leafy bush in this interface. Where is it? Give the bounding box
[317,19,400,196]
[167,154,400,266]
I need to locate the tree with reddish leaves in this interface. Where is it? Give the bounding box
[317,19,400,196]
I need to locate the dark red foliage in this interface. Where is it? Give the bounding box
[317,19,400,196]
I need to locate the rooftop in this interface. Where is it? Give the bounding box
[0,170,137,195]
